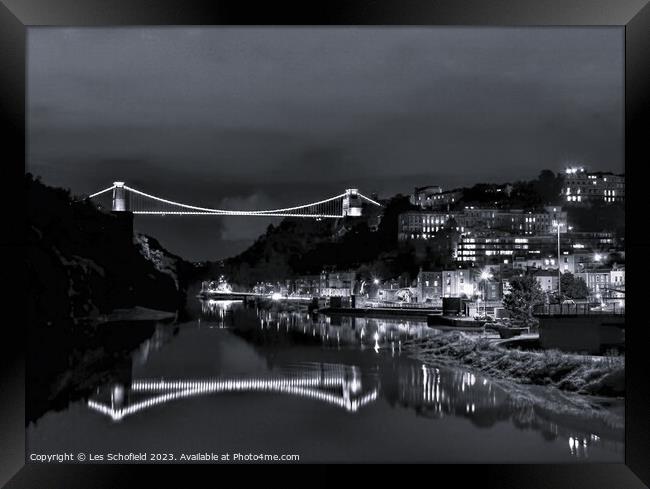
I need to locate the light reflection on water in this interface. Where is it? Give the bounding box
[29,299,624,462]
[199,299,242,327]
[192,300,624,460]
[255,308,432,351]
[88,364,377,421]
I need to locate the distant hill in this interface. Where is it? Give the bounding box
[194,194,428,288]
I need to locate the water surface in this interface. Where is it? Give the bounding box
[27,299,624,463]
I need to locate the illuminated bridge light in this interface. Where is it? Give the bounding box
[88,182,381,218]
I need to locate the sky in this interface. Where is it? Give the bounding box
[27,27,624,261]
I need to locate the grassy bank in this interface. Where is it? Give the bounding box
[403,331,624,397]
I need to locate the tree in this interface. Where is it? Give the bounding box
[533,169,563,205]
[374,194,418,250]
[503,274,545,327]
[509,180,543,209]
[421,225,459,269]
[566,201,624,236]
[560,272,589,300]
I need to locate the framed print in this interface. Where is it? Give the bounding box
[2,0,649,486]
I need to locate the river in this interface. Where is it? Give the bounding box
[26,299,624,463]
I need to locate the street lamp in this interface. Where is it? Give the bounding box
[553,222,562,298]
[479,270,492,316]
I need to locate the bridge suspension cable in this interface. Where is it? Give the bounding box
[87,182,381,218]
[88,185,117,199]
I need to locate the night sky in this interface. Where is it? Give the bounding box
[27,27,623,261]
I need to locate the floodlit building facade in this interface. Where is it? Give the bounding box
[563,167,625,204]
[411,186,463,210]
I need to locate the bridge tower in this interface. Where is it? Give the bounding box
[342,188,362,217]
[112,181,128,211]
[110,182,133,243]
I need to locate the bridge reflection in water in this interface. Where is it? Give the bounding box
[87,365,378,422]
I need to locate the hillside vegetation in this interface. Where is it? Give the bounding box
[26,174,194,326]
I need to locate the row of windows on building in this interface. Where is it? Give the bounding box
[398,207,567,241]
[455,234,617,266]
[563,168,624,205]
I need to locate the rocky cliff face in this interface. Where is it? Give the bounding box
[134,233,182,290]
[26,174,193,326]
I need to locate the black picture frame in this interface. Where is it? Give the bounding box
[1,0,649,486]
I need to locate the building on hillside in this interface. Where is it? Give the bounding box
[610,266,625,287]
[415,268,478,300]
[457,231,620,266]
[460,206,567,235]
[416,270,443,302]
[442,268,477,298]
[575,268,612,299]
[416,267,501,302]
[289,275,322,296]
[398,210,462,240]
[562,167,625,205]
[411,186,463,210]
[512,252,599,274]
[534,269,559,294]
[567,231,618,251]
[480,280,502,301]
[513,256,557,272]
[609,266,625,298]
[570,266,625,301]
[319,270,357,297]
[411,185,441,207]
[398,206,567,242]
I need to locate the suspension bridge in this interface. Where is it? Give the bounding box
[88,181,381,218]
